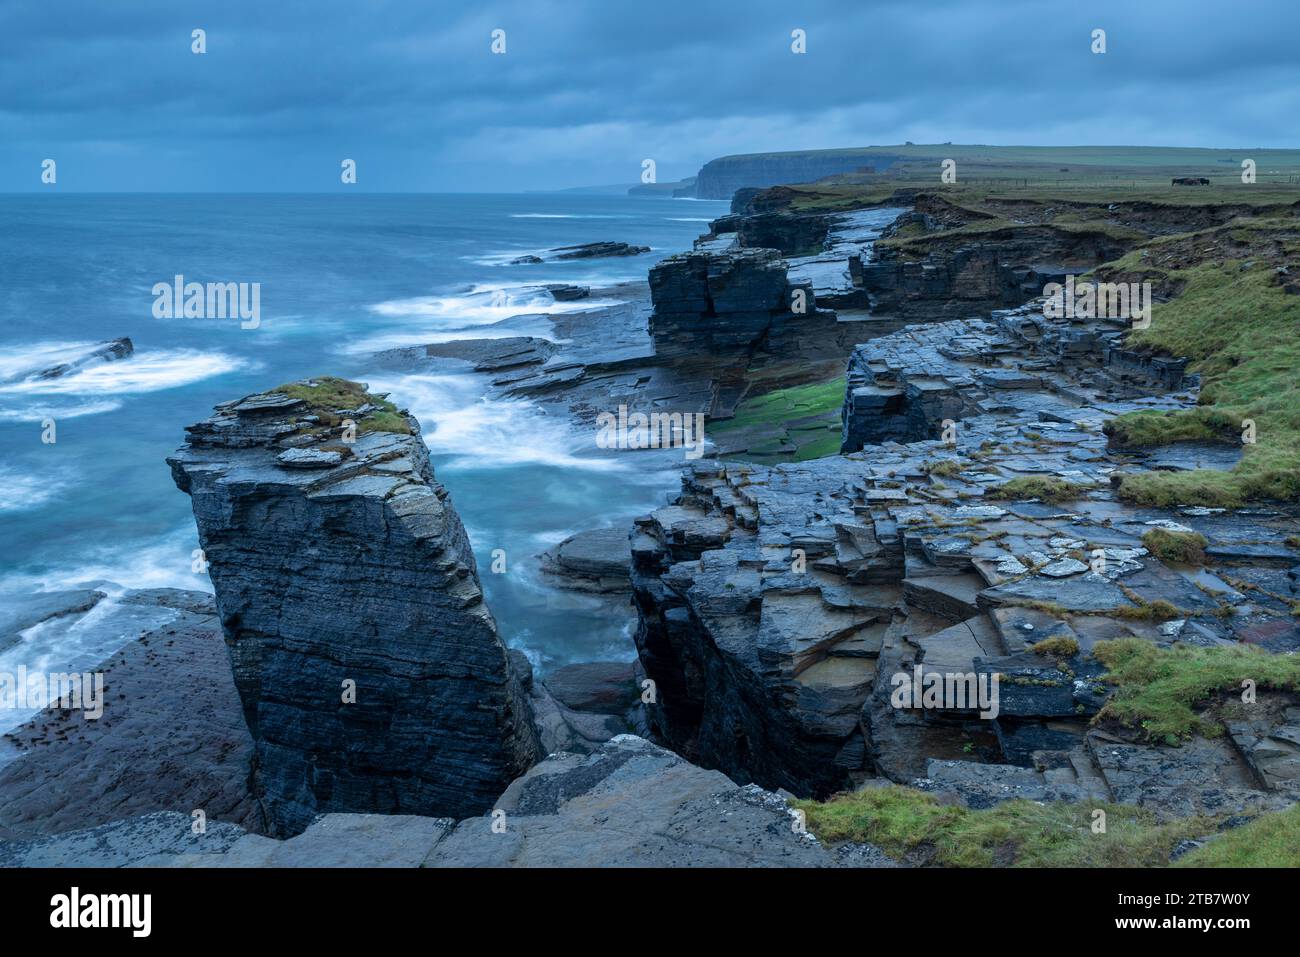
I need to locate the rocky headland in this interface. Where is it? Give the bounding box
[5,163,1300,868]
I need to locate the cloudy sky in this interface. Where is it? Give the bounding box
[3,0,1297,192]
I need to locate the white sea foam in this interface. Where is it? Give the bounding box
[366,372,626,472]
[0,345,248,397]
[0,399,123,422]
[509,213,631,219]
[0,466,70,512]
[0,341,91,382]
[369,285,620,324]
[0,526,210,597]
[346,284,624,353]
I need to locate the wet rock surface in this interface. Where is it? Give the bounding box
[33,337,134,380]
[0,588,259,841]
[537,526,632,593]
[510,241,649,264]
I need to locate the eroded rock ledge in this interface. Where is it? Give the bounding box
[167,380,539,836]
[630,301,1300,816]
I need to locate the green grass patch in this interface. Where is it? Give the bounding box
[1109,258,1300,507]
[1092,638,1300,744]
[1141,529,1209,564]
[924,458,964,478]
[1031,636,1080,658]
[793,785,1210,867]
[711,377,844,463]
[1174,804,1300,867]
[987,476,1089,503]
[274,376,411,435]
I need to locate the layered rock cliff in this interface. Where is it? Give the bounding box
[692,150,900,200]
[631,296,1300,816]
[168,378,539,835]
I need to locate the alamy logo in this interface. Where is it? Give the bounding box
[50,887,151,937]
[152,275,261,329]
[1042,275,1151,328]
[0,667,103,719]
[596,405,707,460]
[890,667,1000,719]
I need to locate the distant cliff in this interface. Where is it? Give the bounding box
[168,377,539,836]
[691,150,900,200]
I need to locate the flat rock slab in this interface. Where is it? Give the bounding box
[0,588,106,651]
[0,602,258,841]
[541,661,638,715]
[0,812,246,868]
[424,736,880,867]
[538,526,632,592]
[163,814,456,868]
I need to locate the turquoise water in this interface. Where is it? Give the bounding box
[0,192,730,674]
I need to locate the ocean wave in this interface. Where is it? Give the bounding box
[0,466,70,512]
[0,344,248,397]
[0,399,124,423]
[508,213,631,219]
[0,341,91,382]
[340,314,560,355]
[366,372,627,472]
[0,526,210,596]
[371,284,618,319]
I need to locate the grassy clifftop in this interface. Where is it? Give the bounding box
[744,158,1300,505]
[1101,220,1300,506]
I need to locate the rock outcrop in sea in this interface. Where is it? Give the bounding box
[167,379,540,835]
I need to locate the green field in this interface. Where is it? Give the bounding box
[727,148,1300,502]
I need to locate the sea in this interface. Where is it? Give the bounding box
[0,192,732,705]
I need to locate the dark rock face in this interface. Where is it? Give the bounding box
[542,661,638,715]
[167,383,539,836]
[647,247,840,363]
[629,462,898,798]
[860,246,1068,320]
[629,295,1300,813]
[692,151,902,200]
[33,337,133,380]
[859,224,1131,321]
[511,242,649,264]
[545,283,590,301]
[551,241,649,259]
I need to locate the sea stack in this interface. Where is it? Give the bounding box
[168,377,539,836]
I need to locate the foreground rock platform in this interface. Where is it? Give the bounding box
[0,588,258,841]
[0,737,892,868]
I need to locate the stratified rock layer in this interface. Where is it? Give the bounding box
[168,383,539,836]
[630,299,1300,815]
